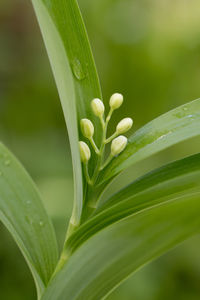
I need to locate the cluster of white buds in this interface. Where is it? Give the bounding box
[79,93,133,184]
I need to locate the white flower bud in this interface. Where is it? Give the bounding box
[91,98,105,117]
[116,118,133,134]
[79,141,91,163]
[80,119,94,138]
[109,93,123,110]
[111,135,127,156]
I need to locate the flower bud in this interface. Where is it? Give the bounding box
[80,119,94,138]
[116,118,133,134]
[111,135,127,156]
[91,98,105,117]
[109,93,123,110]
[79,141,91,163]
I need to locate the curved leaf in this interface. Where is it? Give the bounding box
[0,143,58,298]
[99,152,200,211]
[65,153,200,255]
[31,0,102,224]
[97,99,200,184]
[42,192,200,300]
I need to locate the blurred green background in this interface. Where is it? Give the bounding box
[0,0,200,299]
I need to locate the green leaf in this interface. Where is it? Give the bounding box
[0,143,58,298]
[41,191,200,300]
[65,153,200,255]
[97,99,200,184]
[99,152,200,211]
[41,153,200,299]
[31,0,102,224]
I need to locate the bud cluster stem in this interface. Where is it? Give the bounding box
[79,93,133,187]
[84,163,92,185]
[105,132,118,144]
[89,138,100,155]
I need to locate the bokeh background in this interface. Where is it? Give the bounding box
[1,0,200,299]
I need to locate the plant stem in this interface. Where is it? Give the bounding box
[83,162,92,185]
[105,132,118,144]
[100,154,113,170]
[106,108,113,123]
[89,138,100,155]
[91,108,114,184]
[54,219,79,275]
[82,108,115,221]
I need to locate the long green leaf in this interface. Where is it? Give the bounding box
[97,99,200,184]
[42,192,200,300]
[99,152,200,211]
[65,153,200,255]
[31,0,102,224]
[0,143,58,298]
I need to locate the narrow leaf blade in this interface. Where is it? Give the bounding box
[98,99,200,183]
[99,152,200,210]
[31,0,102,223]
[0,143,58,297]
[65,153,200,255]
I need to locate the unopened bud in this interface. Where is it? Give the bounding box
[111,135,127,156]
[109,93,123,110]
[116,118,133,134]
[79,141,91,163]
[80,119,94,138]
[91,98,105,117]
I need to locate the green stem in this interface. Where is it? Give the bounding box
[82,108,115,221]
[89,137,100,154]
[54,218,79,274]
[100,154,113,170]
[91,108,114,184]
[105,132,118,144]
[106,108,113,123]
[83,162,92,185]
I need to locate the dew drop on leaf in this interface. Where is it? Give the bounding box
[71,58,86,80]
[39,221,44,227]
[186,114,195,120]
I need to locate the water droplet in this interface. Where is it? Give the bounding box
[156,131,172,141]
[188,114,194,118]
[26,200,31,205]
[157,135,165,141]
[4,160,11,166]
[71,58,86,80]
[39,221,44,227]
[184,114,195,121]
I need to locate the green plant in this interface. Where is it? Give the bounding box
[1,0,200,299]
